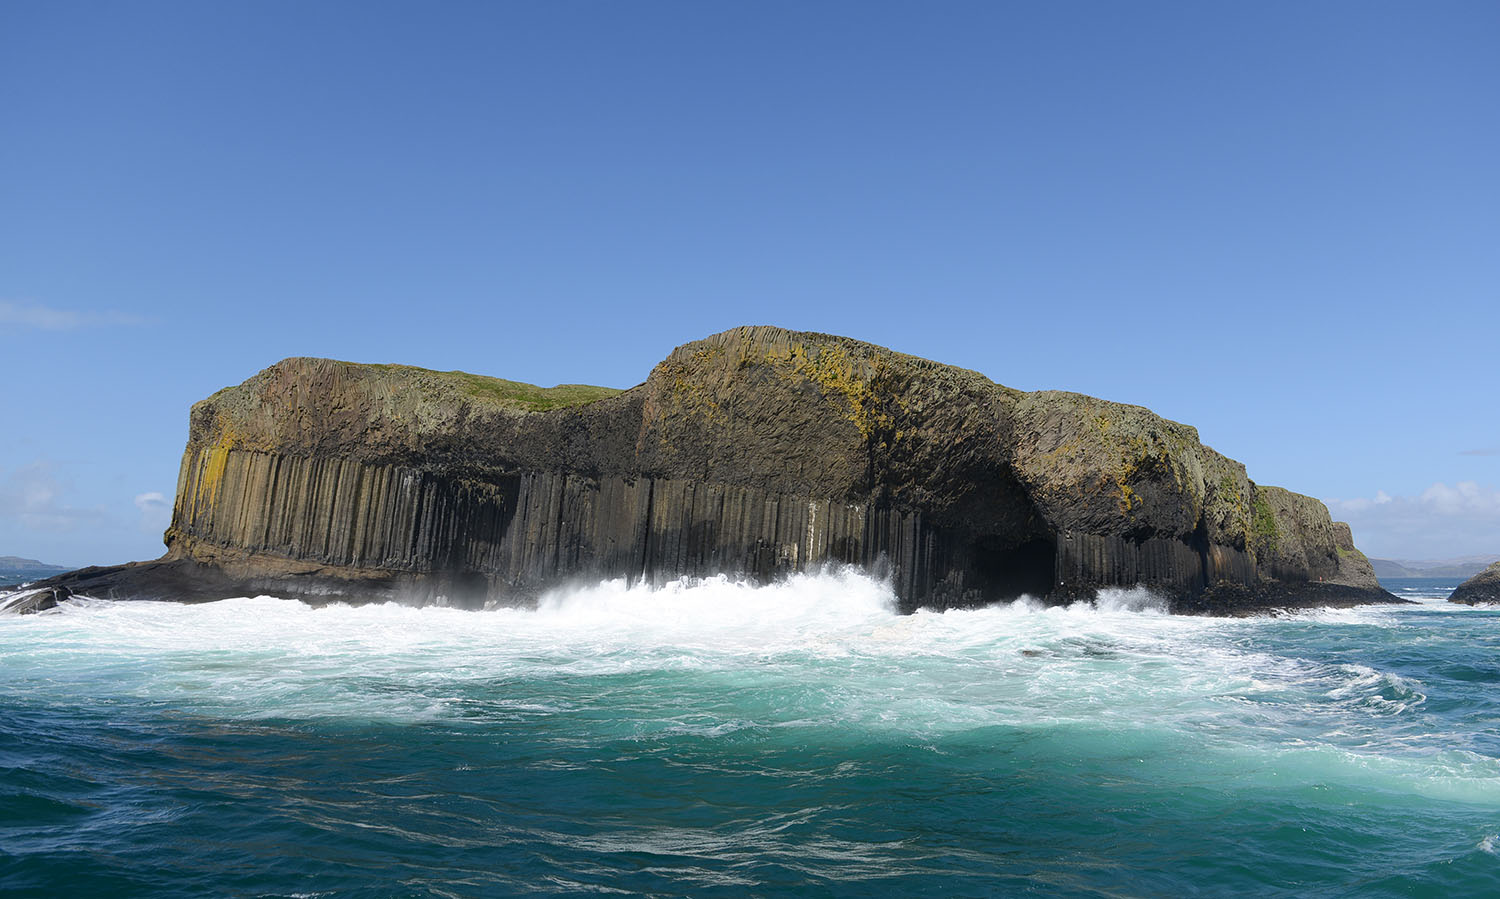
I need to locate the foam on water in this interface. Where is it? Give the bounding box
[5,572,1499,895]
[0,573,1475,739]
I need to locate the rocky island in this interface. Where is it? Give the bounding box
[1449,562,1500,605]
[8,326,1391,615]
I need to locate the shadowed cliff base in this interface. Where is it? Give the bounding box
[9,326,1396,616]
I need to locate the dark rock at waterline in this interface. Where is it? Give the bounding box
[1450,562,1500,605]
[24,326,1394,615]
[0,585,70,614]
[1175,581,1410,617]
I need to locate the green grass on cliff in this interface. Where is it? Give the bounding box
[1251,489,1281,553]
[370,364,624,411]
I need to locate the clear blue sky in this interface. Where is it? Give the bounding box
[3,1,1497,566]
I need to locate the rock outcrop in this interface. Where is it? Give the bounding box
[20,326,1391,614]
[1450,562,1500,605]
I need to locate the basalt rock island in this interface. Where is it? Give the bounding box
[1449,562,1500,605]
[14,326,1391,615]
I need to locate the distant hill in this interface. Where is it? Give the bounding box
[1371,555,1500,580]
[0,556,69,584]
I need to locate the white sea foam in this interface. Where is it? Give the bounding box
[1091,585,1172,613]
[533,568,898,634]
[4,570,1496,804]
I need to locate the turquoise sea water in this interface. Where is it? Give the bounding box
[3,573,1498,897]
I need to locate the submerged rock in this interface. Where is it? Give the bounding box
[1450,562,1500,605]
[35,326,1392,614]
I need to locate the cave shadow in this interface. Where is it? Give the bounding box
[969,534,1056,602]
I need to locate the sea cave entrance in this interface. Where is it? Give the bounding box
[970,534,1056,602]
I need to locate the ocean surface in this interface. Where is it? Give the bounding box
[3,573,1498,897]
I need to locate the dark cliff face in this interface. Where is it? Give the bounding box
[22,326,1388,614]
[1450,562,1500,605]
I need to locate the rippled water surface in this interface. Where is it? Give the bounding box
[3,573,1498,896]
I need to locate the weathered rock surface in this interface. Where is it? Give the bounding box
[29,326,1393,614]
[1450,562,1500,605]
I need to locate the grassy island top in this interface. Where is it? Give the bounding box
[190,357,631,470]
[362,362,625,412]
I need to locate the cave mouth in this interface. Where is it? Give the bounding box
[442,569,492,609]
[970,534,1056,601]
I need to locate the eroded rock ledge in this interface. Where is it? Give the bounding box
[15,326,1393,615]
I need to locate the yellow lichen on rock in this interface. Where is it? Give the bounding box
[766,341,895,441]
[199,433,236,511]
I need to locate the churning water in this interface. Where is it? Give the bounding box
[3,572,1498,896]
